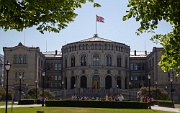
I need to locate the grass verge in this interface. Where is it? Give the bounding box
[0,107,172,113]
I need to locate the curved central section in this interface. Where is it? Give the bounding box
[62,35,130,91]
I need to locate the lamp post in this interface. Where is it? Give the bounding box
[5,61,11,113]
[62,81,64,100]
[170,77,173,104]
[26,84,28,99]
[19,74,22,102]
[116,85,119,95]
[155,81,158,100]
[35,80,38,99]
[148,75,151,109]
[74,84,76,95]
[42,72,45,106]
[129,82,131,100]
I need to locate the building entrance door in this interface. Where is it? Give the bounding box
[92,75,100,89]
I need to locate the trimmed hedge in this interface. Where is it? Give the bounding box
[45,100,148,109]
[158,100,174,108]
[151,100,174,108]
[18,99,36,105]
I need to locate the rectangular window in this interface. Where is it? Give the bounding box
[138,63,141,70]
[55,83,57,87]
[18,55,22,64]
[55,64,61,70]
[130,76,133,80]
[55,76,57,80]
[130,64,133,70]
[142,63,145,70]
[23,55,27,64]
[50,83,53,87]
[55,64,58,70]
[14,55,17,64]
[58,76,61,80]
[134,63,138,70]
[134,76,137,80]
[58,64,61,70]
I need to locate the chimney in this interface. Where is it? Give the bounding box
[134,50,136,56]
[55,50,57,55]
[145,50,147,56]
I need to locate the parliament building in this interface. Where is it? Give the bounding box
[3,34,180,102]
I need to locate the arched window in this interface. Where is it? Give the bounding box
[125,57,128,68]
[65,77,67,89]
[106,54,112,66]
[79,45,81,50]
[80,76,87,88]
[71,76,76,89]
[116,46,118,51]
[82,44,85,50]
[71,55,75,67]
[99,44,101,50]
[23,55,27,64]
[95,44,97,49]
[105,44,107,50]
[81,54,87,66]
[117,55,121,67]
[105,76,112,89]
[86,44,88,50]
[93,54,100,66]
[91,44,94,50]
[65,57,67,68]
[117,76,121,89]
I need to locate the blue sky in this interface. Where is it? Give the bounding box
[0,0,172,55]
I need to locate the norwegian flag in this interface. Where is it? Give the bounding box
[96,15,104,23]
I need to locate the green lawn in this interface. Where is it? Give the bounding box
[0,107,172,113]
[0,102,17,106]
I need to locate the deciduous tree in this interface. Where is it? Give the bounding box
[0,0,100,34]
[123,0,180,75]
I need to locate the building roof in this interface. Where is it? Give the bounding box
[79,34,113,42]
[43,51,62,57]
[130,51,150,57]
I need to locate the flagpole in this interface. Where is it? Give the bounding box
[96,15,97,35]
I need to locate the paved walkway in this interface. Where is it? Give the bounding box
[0,104,41,108]
[151,105,180,113]
[0,104,180,112]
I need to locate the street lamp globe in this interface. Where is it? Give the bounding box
[170,78,173,82]
[155,81,157,85]
[5,61,11,71]
[19,75,22,79]
[148,75,151,79]
[42,72,45,77]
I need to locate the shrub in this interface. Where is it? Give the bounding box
[140,87,169,100]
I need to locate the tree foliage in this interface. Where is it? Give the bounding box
[0,0,100,34]
[0,86,5,98]
[0,86,14,100]
[123,0,180,75]
[140,87,169,100]
[40,90,55,100]
[27,88,54,100]
[27,87,40,99]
